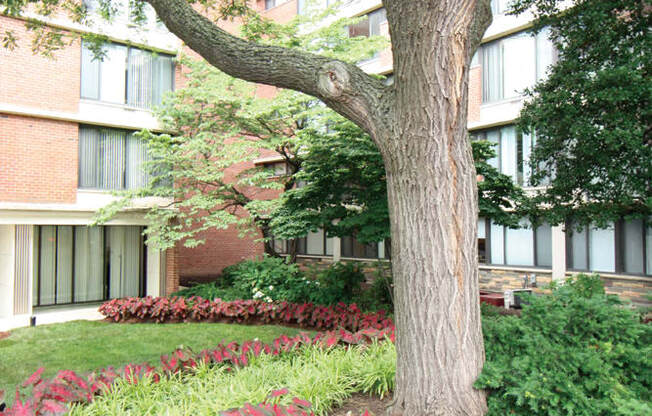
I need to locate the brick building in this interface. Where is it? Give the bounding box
[0,2,183,329]
[1,0,649,331]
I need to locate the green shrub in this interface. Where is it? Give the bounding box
[226,256,313,303]
[358,266,393,313]
[307,262,366,306]
[475,274,652,416]
[173,282,249,301]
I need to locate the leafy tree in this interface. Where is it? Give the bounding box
[271,122,525,244]
[94,10,386,255]
[511,0,651,228]
[2,0,496,413]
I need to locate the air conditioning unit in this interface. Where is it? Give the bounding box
[504,289,533,309]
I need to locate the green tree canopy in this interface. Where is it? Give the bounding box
[512,0,651,228]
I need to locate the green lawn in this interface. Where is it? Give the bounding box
[0,320,307,402]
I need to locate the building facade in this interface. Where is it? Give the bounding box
[0,2,182,329]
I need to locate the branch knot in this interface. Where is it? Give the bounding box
[317,61,351,99]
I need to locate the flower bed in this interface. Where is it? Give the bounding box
[2,299,394,416]
[99,296,394,332]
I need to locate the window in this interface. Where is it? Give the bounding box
[481,219,552,267]
[341,235,388,259]
[265,0,277,9]
[567,220,652,275]
[81,41,174,109]
[78,126,153,190]
[348,8,387,38]
[471,125,537,186]
[297,229,334,256]
[490,0,511,15]
[33,225,145,306]
[480,28,555,103]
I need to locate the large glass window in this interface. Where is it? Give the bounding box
[79,126,153,190]
[482,219,552,267]
[567,220,652,275]
[481,28,555,103]
[33,225,145,307]
[297,229,334,256]
[81,41,174,109]
[348,8,387,38]
[471,125,537,186]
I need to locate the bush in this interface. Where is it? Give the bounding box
[358,266,393,313]
[173,282,249,301]
[225,256,314,304]
[307,262,366,307]
[475,274,652,416]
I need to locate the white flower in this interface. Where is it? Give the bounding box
[268,285,274,291]
[253,290,265,299]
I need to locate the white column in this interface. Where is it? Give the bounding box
[332,237,341,262]
[551,225,566,281]
[146,246,162,297]
[0,225,16,318]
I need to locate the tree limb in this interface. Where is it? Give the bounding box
[146,0,391,137]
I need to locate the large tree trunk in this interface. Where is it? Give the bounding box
[380,1,489,415]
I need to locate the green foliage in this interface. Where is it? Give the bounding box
[70,342,397,416]
[476,274,652,415]
[173,282,249,301]
[511,0,652,227]
[307,262,366,307]
[357,264,394,313]
[221,256,313,303]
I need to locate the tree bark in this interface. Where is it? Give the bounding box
[381,2,491,414]
[145,0,492,414]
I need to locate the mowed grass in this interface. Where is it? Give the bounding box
[0,320,308,401]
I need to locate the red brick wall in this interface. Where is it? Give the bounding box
[0,16,80,113]
[468,65,482,123]
[0,114,78,203]
[165,245,180,295]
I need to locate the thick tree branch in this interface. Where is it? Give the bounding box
[146,0,391,137]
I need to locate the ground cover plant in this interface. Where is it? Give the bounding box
[0,321,305,409]
[476,274,652,415]
[68,342,396,416]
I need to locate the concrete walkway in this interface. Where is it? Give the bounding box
[0,304,104,332]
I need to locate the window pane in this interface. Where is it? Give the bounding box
[570,226,588,270]
[126,133,150,189]
[152,54,174,106]
[623,219,644,274]
[521,131,533,186]
[99,44,127,103]
[38,226,57,305]
[505,221,534,266]
[306,229,325,255]
[349,18,370,37]
[536,222,552,267]
[589,224,615,272]
[502,34,535,98]
[56,226,73,304]
[74,226,105,302]
[368,8,387,36]
[485,130,500,169]
[536,27,555,81]
[100,129,126,189]
[500,126,517,181]
[127,48,153,108]
[325,236,333,256]
[79,127,101,188]
[478,217,486,239]
[80,43,100,99]
[108,226,142,298]
[482,42,502,102]
[490,221,505,264]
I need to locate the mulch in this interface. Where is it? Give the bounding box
[329,393,392,416]
[0,331,10,341]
